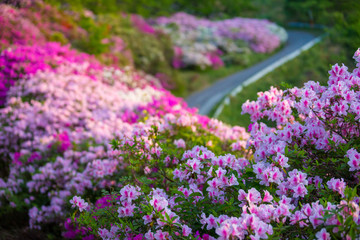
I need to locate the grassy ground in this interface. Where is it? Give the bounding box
[172,51,276,98]
[215,38,354,127]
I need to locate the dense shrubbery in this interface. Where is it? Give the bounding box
[3,1,360,239]
[69,50,360,239]
[0,2,177,88]
[44,0,254,18]
[97,14,175,78]
[152,12,287,69]
[0,1,286,94]
[285,0,360,52]
[0,41,248,237]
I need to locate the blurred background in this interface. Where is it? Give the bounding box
[1,0,360,123]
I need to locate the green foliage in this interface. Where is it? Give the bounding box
[72,15,111,55]
[108,0,175,17]
[45,0,255,18]
[285,0,333,24]
[29,2,178,86]
[45,0,121,14]
[49,32,68,44]
[169,0,255,18]
[285,0,360,51]
[98,14,174,76]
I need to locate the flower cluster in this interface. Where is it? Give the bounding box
[0,39,247,233]
[0,2,88,50]
[70,196,89,212]
[72,49,360,239]
[0,4,46,49]
[130,14,157,35]
[153,12,287,69]
[0,3,176,87]
[0,42,102,104]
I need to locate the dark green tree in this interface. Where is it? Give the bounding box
[285,0,360,51]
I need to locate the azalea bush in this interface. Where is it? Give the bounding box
[97,14,175,80]
[0,41,248,237]
[152,12,287,69]
[0,2,84,50]
[0,2,287,91]
[71,50,360,239]
[0,2,177,89]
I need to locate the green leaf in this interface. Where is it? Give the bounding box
[174,197,183,203]
[173,190,186,197]
[189,192,203,198]
[337,214,344,224]
[349,226,356,239]
[164,211,171,222]
[345,215,354,226]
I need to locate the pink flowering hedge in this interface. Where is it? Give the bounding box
[0,3,176,89]
[0,3,82,50]
[70,50,360,240]
[152,12,287,69]
[0,41,248,237]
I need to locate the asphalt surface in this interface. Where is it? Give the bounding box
[185,30,317,115]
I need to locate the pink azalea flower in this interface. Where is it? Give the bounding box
[69,196,88,212]
[315,228,330,240]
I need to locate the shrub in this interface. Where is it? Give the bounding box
[44,0,254,19]
[0,43,248,237]
[152,12,287,69]
[0,3,177,89]
[72,49,360,239]
[97,14,175,78]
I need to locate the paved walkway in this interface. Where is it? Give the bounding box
[185,30,318,115]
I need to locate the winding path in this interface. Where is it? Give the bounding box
[185,30,319,115]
